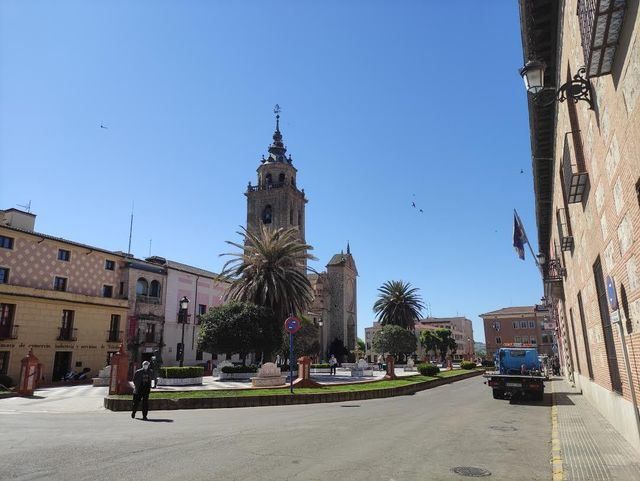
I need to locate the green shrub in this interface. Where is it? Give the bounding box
[417,363,440,376]
[460,361,476,370]
[220,365,258,374]
[481,360,496,368]
[0,374,14,388]
[159,366,204,378]
[311,363,330,369]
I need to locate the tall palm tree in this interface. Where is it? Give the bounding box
[373,280,424,330]
[219,225,316,322]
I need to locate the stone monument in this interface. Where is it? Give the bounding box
[251,362,286,387]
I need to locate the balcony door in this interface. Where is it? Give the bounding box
[52,351,72,381]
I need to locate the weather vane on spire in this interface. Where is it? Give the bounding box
[274,104,281,116]
[273,104,281,131]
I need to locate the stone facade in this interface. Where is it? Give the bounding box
[245,117,357,358]
[520,0,640,451]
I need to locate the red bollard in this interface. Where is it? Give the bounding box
[108,344,133,395]
[385,355,396,380]
[18,349,40,396]
[293,356,321,388]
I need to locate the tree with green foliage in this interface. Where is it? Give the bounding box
[373,280,425,330]
[419,328,458,363]
[372,325,417,362]
[357,337,365,352]
[219,225,317,323]
[280,317,320,362]
[198,301,280,365]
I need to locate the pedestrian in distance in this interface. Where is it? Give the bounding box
[131,360,155,420]
[377,354,384,371]
[329,354,338,375]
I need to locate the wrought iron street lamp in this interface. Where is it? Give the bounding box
[519,59,594,109]
[178,296,190,367]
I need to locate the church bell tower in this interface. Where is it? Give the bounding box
[245,108,308,256]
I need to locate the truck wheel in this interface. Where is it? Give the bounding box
[533,389,544,402]
[492,389,504,399]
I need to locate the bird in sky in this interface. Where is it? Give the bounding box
[419,209,424,213]
[412,202,416,208]
[520,169,524,174]
[100,123,108,129]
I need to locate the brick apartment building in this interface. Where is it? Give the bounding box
[480,306,553,359]
[519,0,640,450]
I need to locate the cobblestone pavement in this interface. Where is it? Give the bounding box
[553,378,640,480]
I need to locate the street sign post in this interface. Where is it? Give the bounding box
[606,275,619,312]
[284,317,301,394]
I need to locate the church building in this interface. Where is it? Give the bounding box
[245,112,357,358]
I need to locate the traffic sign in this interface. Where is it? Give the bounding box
[606,276,619,311]
[284,316,301,334]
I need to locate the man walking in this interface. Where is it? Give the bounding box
[131,360,155,420]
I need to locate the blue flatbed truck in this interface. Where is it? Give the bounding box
[483,347,546,401]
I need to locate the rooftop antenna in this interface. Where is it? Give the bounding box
[148,239,152,257]
[17,200,32,213]
[427,302,432,318]
[127,202,134,255]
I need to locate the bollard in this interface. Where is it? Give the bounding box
[108,343,133,395]
[18,349,40,396]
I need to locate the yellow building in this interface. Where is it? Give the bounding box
[0,209,129,383]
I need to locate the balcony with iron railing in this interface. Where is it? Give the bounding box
[136,294,162,305]
[57,327,77,341]
[106,330,123,343]
[247,181,287,192]
[578,0,627,78]
[0,324,18,340]
[130,329,162,346]
[544,259,566,301]
[562,136,589,204]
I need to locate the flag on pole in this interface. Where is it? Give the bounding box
[513,211,526,260]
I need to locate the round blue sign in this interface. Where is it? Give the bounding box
[606,275,619,312]
[284,316,301,334]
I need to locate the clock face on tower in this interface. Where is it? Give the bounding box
[346,278,355,311]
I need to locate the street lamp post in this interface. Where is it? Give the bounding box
[318,318,324,362]
[178,296,190,367]
[519,59,594,109]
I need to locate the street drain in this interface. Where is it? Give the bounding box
[489,425,517,432]
[340,404,360,408]
[451,467,491,477]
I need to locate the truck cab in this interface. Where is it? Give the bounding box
[485,346,545,401]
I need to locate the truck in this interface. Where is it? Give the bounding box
[483,347,546,401]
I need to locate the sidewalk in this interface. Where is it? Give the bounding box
[552,378,640,480]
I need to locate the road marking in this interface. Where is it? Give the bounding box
[551,380,564,481]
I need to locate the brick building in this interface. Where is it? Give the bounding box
[519,0,640,450]
[480,306,553,358]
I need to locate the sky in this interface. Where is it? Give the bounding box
[0,1,542,343]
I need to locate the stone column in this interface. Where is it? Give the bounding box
[385,355,396,380]
[293,356,321,388]
[18,349,40,396]
[109,344,133,395]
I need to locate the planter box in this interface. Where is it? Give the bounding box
[350,369,374,377]
[217,372,255,380]
[92,377,110,387]
[310,368,331,374]
[157,377,203,386]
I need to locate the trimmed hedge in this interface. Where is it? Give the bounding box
[311,363,330,369]
[460,361,476,370]
[159,366,204,379]
[220,365,258,374]
[481,360,495,368]
[417,363,440,376]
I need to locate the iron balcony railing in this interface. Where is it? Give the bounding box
[0,324,18,340]
[130,330,162,345]
[106,330,123,343]
[557,208,574,251]
[57,327,77,341]
[136,294,162,305]
[544,259,566,281]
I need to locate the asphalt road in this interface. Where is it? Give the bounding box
[1,376,552,481]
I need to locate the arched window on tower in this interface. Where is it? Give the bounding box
[265,173,272,187]
[279,173,285,184]
[136,278,148,296]
[262,205,273,224]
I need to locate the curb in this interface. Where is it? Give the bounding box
[104,369,484,411]
[550,380,565,481]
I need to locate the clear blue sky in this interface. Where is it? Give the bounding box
[0,1,542,343]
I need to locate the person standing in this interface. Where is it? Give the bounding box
[377,354,384,371]
[131,360,155,420]
[329,354,338,375]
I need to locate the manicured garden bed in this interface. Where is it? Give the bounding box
[104,369,484,411]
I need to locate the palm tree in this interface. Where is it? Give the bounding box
[373,280,424,330]
[219,225,317,322]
